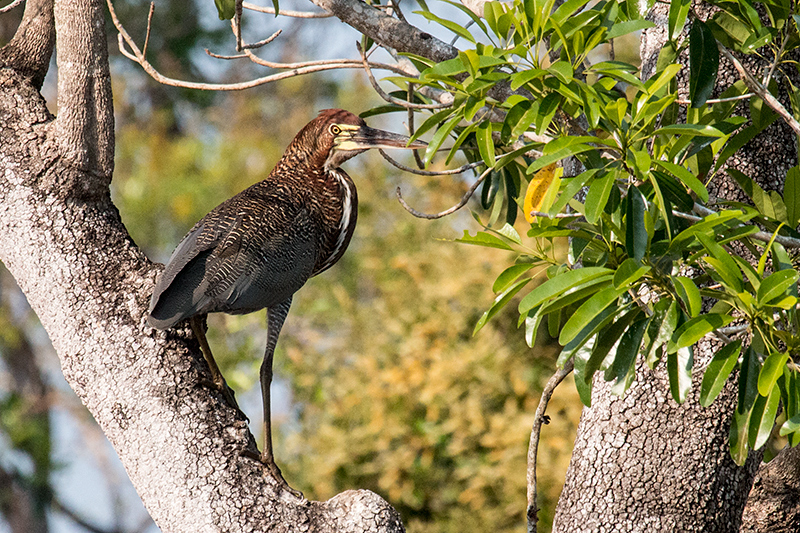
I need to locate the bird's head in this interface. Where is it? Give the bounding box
[299,109,426,171]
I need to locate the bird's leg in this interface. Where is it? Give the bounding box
[258,298,302,498]
[190,315,243,415]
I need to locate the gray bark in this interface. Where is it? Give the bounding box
[0,1,403,531]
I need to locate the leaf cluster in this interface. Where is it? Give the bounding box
[379,0,800,463]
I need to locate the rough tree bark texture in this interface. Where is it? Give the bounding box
[553,6,798,532]
[0,1,403,531]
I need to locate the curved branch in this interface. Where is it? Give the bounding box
[357,42,451,110]
[526,359,574,533]
[379,149,481,175]
[395,166,493,219]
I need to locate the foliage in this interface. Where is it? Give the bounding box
[378,0,800,464]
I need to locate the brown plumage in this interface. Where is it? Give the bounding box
[147,109,424,496]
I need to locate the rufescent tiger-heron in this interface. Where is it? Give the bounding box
[147,109,425,496]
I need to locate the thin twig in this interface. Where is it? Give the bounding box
[529,211,581,219]
[396,166,493,219]
[142,2,154,58]
[389,0,406,22]
[407,83,425,169]
[379,149,482,175]
[234,0,243,51]
[720,45,800,135]
[357,42,451,110]
[763,31,788,86]
[0,0,23,13]
[675,93,754,105]
[526,359,575,533]
[243,0,333,17]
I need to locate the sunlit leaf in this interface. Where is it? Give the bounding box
[758,352,789,397]
[748,386,780,450]
[700,340,741,407]
[559,284,627,345]
[518,267,612,313]
[524,164,557,222]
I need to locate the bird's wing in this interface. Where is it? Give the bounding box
[147,192,319,329]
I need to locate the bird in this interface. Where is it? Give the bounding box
[147,109,425,496]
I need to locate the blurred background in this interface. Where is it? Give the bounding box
[0,0,584,531]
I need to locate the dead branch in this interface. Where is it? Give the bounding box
[526,359,574,533]
[357,42,451,110]
[395,166,493,219]
[0,0,23,13]
[379,149,481,176]
[107,0,411,91]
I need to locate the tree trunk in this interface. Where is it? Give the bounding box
[0,1,403,531]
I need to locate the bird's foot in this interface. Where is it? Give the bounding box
[240,449,304,499]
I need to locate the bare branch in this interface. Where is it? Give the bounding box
[396,166,493,219]
[379,149,481,175]
[107,0,408,91]
[720,45,800,136]
[692,202,800,249]
[526,359,575,533]
[0,0,24,13]
[243,1,333,18]
[142,2,154,58]
[357,42,451,110]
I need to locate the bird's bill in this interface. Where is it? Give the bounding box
[336,125,427,151]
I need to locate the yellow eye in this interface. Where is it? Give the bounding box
[330,124,341,135]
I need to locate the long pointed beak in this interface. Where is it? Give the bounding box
[344,126,427,151]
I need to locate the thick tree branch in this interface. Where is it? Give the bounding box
[52,0,114,182]
[0,0,54,90]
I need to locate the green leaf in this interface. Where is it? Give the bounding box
[700,340,742,407]
[613,258,651,289]
[518,267,613,313]
[697,232,743,292]
[456,230,514,250]
[738,347,760,414]
[729,408,750,466]
[607,19,655,40]
[653,160,709,202]
[668,313,735,352]
[757,270,799,305]
[609,317,649,395]
[493,263,536,293]
[672,276,702,317]
[573,339,594,406]
[668,0,691,40]
[214,0,236,19]
[424,115,461,165]
[625,185,648,261]
[758,352,789,397]
[667,344,694,403]
[418,10,477,43]
[586,308,641,381]
[780,414,800,437]
[476,121,496,166]
[474,278,531,334]
[689,19,719,108]
[653,124,725,137]
[559,284,628,345]
[785,166,800,228]
[643,299,678,368]
[585,172,615,224]
[749,386,780,450]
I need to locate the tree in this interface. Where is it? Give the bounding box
[2,0,800,532]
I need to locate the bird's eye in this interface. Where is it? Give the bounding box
[329,124,341,135]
